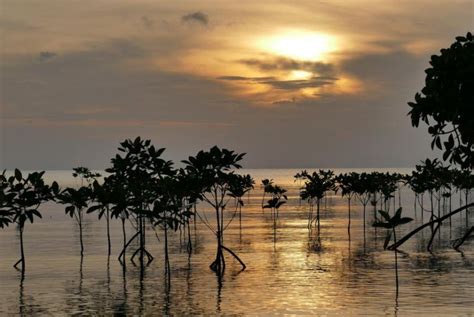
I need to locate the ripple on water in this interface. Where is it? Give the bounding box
[0,169,473,315]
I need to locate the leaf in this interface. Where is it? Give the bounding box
[14,169,22,182]
[378,210,391,222]
[27,212,34,224]
[397,217,413,225]
[435,136,442,150]
[392,207,402,223]
[383,231,392,250]
[87,205,102,214]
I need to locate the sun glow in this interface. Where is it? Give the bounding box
[289,70,313,80]
[259,30,336,61]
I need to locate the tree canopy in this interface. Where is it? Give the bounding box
[408,32,474,169]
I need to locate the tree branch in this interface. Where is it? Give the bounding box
[388,202,474,250]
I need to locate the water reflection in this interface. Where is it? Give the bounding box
[0,169,473,315]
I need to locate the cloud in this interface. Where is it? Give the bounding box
[39,51,58,62]
[262,76,337,90]
[0,19,39,32]
[239,57,336,76]
[216,76,276,81]
[181,11,209,26]
[217,74,337,90]
[141,16,154,30]
[159,120,234,128]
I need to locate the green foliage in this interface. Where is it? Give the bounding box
[408,32,474,169]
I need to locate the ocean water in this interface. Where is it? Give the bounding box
[0,168,473,316]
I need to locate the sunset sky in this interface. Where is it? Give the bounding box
[1,0,473,169]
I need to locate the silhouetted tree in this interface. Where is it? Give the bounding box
[336,172,358,234]
[261,179,274,209]
[183,146,247,275]
[408,32,474,169]
[228,174,255,231]
[391,33,474,250]
[105,137,174,271]
[297,170,335,231]
[373,208,413,297]
[3,169,58,274]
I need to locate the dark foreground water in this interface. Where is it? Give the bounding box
[0,168,473,316]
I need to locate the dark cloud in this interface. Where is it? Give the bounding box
[239,57,336,76]
[217,74,337,90]
[39,51,58,62]
[181,11,209,26]
[217,76,276,81]
[0,19,39,31]
[141,16,154,30]
[262,76,337,90]
[340,50,426,90]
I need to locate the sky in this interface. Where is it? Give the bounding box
[1,0,473,169]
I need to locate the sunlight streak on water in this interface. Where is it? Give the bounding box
[0,169,473,315]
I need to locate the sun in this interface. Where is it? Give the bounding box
[258,30,336,61]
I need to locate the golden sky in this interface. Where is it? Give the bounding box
[1,0,473,168]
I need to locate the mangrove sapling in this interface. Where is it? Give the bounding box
[87,178,115,257]
[263,187,287,245]
[153,176,193,285]
[297,170,336,231]
[3,169,58,273]
[453,170,474,226]
[336,173,358,235]
[379,173,398,213]
[175,169,202,254]
[153,203,174,279]
[355,173,372,245]
[228,174,255,234]
[105,137,175,272]
[99,175,130,265]
[183,146,247,275]
[263,184,287,220]
[263,185,288,231]
[373,208,413,298]
[261,179,274,209]
[58,186,92,257]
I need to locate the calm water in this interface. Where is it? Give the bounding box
[0,168,473,316]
